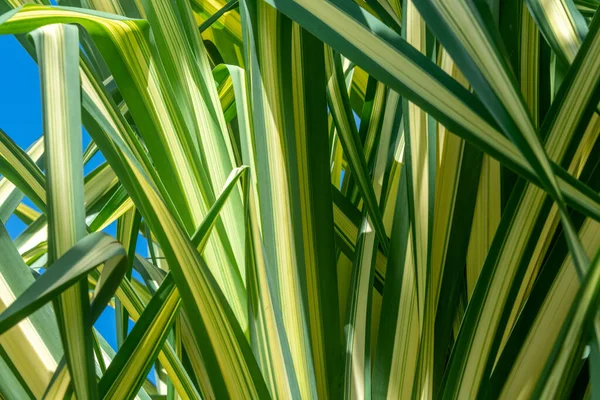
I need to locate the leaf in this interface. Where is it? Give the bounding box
[342,85,395,398]
[0,232,125,336]
[526,0,587,64]
[0,129,46,212]
[239,1,343,396]
[325,46,389,253]
[98,274,181,400]
[0,219,61,398]
[115,207,141,348]
[0,136,44,223]
[493,218,600,399]
[532,246,600,399]
[31,22,97,400]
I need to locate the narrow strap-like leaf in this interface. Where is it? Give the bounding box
[0,136,44,223]
[0,129,46,212]
[198,0,239,33]
[31,23,98,400]
[98,274,181,400]
[325,47,389,253]
[532,247,600,398]
[0,233,125,335]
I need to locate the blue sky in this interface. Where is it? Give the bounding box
[0,33,144,365]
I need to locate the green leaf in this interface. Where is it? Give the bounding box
[526,0,588,64]
[239,1,343,396]
[0,219,61,398]
[0,136,44,223]
[31,22,97,400]
[0,129,46,213]
[115,207,141,348]
[532,246,600,398]
[342,84,395,398]
[0,232,125,336]
[98,274,181,400]
[325,46,389,253]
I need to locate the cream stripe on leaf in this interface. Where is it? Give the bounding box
[428,48,488,395]
[14,203,40,226]
[31,23,97,400]
[0,231,129,395]
[373,171,419,400]
[139,0,247,283]
[464,1,503,297]
[112,276,201,400]
[244,182,299,399]
[0,231,135,398]
[465,154,501,299]
[93,332,153,400]
[360,79,388,172]
[190,0,243,65]
[0,234,128,337]
[241,2,315,396]
[191,0,242,39]
[8,157,132,265]
[233,98,300,398]
[0,346,36,400]
[286,23,342,400]
[84,92,270,398]
[345,77,387,206]
[496,114,600,356]
[332,172,389,289]
[381,124,404,237]
[520,4,541,126]
[420,0,589,290]
[84,162,118,210]
[4,0,249,334]
[86,35,240,397]
[349,67,369,115]
[414,0,590,284]
[115,207,141,349]
[106,166,248,400]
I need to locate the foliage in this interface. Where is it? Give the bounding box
[0,0,599,398]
